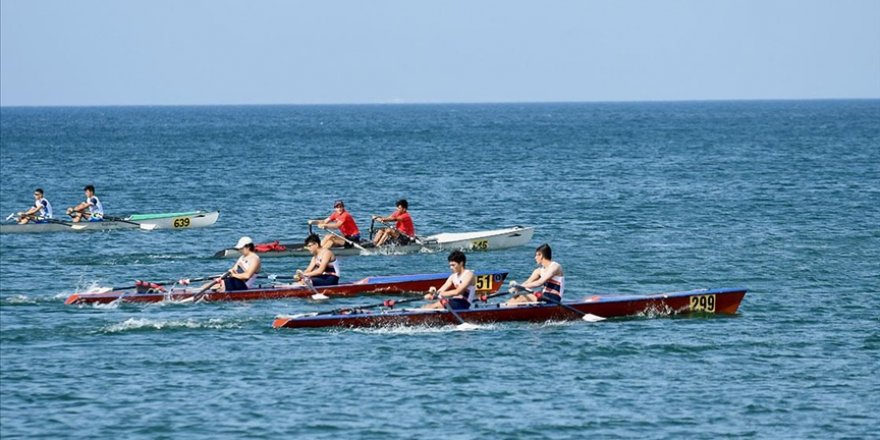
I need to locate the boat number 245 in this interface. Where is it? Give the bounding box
[172,217,191,228]
[689,294,716,313]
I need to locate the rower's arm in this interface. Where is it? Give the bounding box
[439,271,475,298]
[231,257,260,280]
[303,256,318,275]
[525,263,560,288]
[521,268,544,289]
[322,220,342,230]
[426,275,454,300]
[305,251,331,277]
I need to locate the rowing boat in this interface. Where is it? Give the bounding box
[214,225,535,258]
[272,287,747,329]
[65,270,509,305]
[0,210,220,234]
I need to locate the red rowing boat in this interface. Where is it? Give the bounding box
[65,270,509,305]
[272,287,747,329]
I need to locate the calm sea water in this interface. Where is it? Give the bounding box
[1,101,878,439]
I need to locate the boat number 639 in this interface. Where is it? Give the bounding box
[689,294,716,313]
[173,217,191,228]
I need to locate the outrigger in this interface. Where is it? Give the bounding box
[65,270,509,305]
[272,287,747,329]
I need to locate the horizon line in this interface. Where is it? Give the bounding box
[1,97,879,109]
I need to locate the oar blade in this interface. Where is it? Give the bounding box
[139,223,158,231]
[455,322,480,331]
[311,293,329,301]
[582,313,605,322]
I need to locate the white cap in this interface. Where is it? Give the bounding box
[235,236,254,249]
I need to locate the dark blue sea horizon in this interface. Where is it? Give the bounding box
[1,100,878,439]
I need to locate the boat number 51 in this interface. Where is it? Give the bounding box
[689,294,716,313]
[472,239,489,250]
[173,217,191,228]
[475,275,493,291]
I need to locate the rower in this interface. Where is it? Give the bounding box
[66,185,104,223]
[371,199,416,246]
[308,200,362,249]
[295,234,340,286]
[17,188,53,224]
[504,243,564,306]
[422,250,476,310]
[202,236,262,292]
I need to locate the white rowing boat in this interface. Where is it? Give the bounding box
[214,225,535,258]
[0,210,220,234]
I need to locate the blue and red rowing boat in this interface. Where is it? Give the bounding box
[64,270,509,305]
[272,287,747,329]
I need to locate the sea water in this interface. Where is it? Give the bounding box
[1,101,878,439]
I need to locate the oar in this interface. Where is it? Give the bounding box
[45,218,88,230]
[96,274,223,291]
[103,215,157,231]
[438,296,478,330]
[297,271,329,300]
[511,283,605,322]
[320,226,367,251]
[288,287,516,320]
[373,217,424,245]
[293,296,428,318]
[189,271,231,303]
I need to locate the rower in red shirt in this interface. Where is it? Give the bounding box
[308,200,362,249]
[371,199,416,247]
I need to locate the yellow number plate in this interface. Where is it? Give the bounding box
[172,217,191,228]
[689,294,716,313]
[472,239,488,250]
[475,274,493,292]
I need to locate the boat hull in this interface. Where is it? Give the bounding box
[65,270,509,305]
[272,287,747,329]
[214,226,534,258]
[0,210,219,233]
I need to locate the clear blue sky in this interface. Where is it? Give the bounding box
[1,0,878,106]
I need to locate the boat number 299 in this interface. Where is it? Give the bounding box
[472,239,489,250]
[689,294,716,313]
[173,217,191,228]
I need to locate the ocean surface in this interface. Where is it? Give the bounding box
[0,101,878,439]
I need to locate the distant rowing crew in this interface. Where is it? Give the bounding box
[10,185,105,224]
[199,229,565,313]
[306,198,416,249]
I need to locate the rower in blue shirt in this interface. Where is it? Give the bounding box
[16,188,53,224]
[67,185,104,223]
